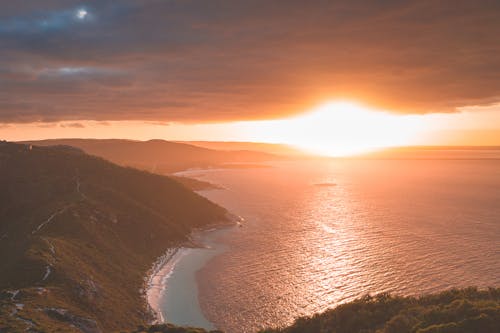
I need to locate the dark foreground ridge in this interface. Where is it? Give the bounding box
[0,142,229,332]
[132,288,500,333]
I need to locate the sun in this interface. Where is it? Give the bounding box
[234,101,427,157]
[285,101,425,156]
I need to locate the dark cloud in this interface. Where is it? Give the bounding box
[0,0,499,123]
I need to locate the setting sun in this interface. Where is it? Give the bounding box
[274,102,426,156]
[223,101,428,156]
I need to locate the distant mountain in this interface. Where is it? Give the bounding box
[0,142,229,332]
[21,139,289,174]
[177,141,309,157]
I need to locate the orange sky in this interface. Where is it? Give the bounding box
[2,101,499,156]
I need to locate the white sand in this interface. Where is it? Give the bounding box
[147,227,230,330]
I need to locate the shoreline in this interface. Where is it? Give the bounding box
[145,219,239,329]
[145,169,243,329]
[145,247,182,323]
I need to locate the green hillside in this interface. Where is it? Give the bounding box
[0,142,229,332]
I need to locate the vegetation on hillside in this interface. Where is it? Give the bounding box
[260,287,500,333]
[124,288,500,333]
[0,142,229,332]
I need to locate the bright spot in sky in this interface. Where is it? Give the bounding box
[234,101,427,157]
[287,102,426,156]
[76,9,88,20]
[2,102,499,151]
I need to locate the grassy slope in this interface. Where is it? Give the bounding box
[0,142,229,332]
[261,288,500,333]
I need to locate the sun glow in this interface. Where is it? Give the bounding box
[290,102,425,156]
[4,102,499,157]
[239,102,427,156]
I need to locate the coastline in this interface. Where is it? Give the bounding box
[145,247,182,323]
[145,219,238,329]
[145,169,243,329]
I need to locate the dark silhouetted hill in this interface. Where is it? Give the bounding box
[0,142,229,332]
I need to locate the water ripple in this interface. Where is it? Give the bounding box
[182,159,500,333]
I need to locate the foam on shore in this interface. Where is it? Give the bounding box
[146,227,231,330]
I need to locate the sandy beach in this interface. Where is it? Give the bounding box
[146,248,182,323]
[146,227,232,330]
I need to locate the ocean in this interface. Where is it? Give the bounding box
[158,154,500,332]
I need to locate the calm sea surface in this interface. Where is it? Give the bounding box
[173,155,500,332]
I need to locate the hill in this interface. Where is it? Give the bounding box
[0,142,229,332]
[21,139,287,174]
[130,288,500,333]
[261,288,500,333]
[177,141,308,157]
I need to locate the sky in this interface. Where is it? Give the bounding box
[1,1,499,153]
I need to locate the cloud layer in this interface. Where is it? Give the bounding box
[1,0,499,123]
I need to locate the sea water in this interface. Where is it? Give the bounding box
[161,153,500,332]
